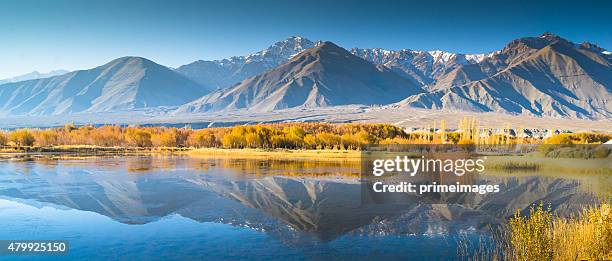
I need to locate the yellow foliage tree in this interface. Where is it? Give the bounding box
[10,129,35,146]
[222,132,245,148]
[0,132,8,146]
[35,129,59,147]
[188,130,218,148]
[152,130,177,147]
[125,129,152,147]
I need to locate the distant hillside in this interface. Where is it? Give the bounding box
[0,57,212,116]
[0,70,69,85]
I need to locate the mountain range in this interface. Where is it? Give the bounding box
[0,70,68,85]
[0,33,610,119]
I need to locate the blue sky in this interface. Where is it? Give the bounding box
[1,0,610,79]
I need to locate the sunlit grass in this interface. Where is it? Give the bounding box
[189,147,361,161]
[508,203,554,260]
[510,203,611,261]
[462,203,612,261]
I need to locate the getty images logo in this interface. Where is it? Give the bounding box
[371,155,486,177]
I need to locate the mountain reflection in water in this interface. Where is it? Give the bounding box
[0,156,606,260]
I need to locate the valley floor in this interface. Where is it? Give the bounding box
[1,106,610,132]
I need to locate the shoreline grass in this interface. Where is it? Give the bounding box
[187,147,362,161]
[0,145,362,161]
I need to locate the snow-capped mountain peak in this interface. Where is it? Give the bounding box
[176,36,320,88]
[427,50,456,64]
[351,47,490,87]
[464,53,486,63]
[245,36,316,63]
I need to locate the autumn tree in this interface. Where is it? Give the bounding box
[35,129,59,146]
[303,134,317,149]
[152,129,178,147]
[125,129,152,147]
[245,132,263,148]
[67,126,94,145]
[316,133,341,149]
[222,132,245,148]
[188,130,218,148]
[10,129,35,146]
[90,125,124,147]
[0,132,8,146]
[447,132,461,144]
[270,134,290,148]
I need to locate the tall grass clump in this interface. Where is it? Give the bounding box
[462,203,611,261]
[551,204,611,260]
[486,160,542,172]
[508,203,554,260]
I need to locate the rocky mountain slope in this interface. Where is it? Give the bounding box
[398,33,612,118]
[176,42,424,113]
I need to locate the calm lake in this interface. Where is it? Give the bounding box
[0,155,607,260]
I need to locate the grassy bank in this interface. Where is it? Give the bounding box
[0,145,188,155]
[0,145,362,161]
